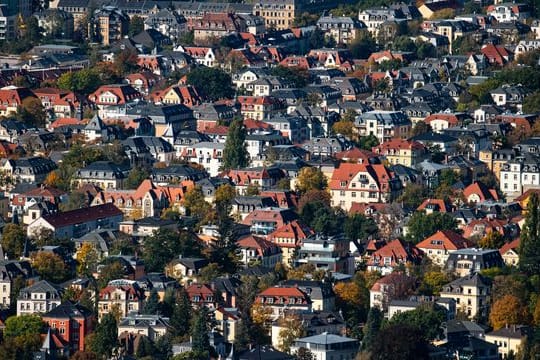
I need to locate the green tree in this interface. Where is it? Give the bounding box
[129,15,144,36]
[143,229,202,272]
[60,191,88,211]
[410,121,431,137]
[0,314,43,359]
[349,32,377,59]
[31,252,69,283]
[520,193,540,275]
[183,186,213,225]
[294,347,316,360]
[143,289,160,315]
[186,67,234,101]
[170,289,192,339]
[478,231,505,249]
[4,314,43,338]
[1,223,26,259]
[18,97,47,127]
[406,212,459,244]
[369,324,430,360]
[124,167,149,189]
[97,260,126,288]
[358,134,379,150]
[191,307,210,354]
[87,313,118,358]
[388,303,446,341]
[296,167,327,193]
[270,66,309,88]
[344,213,378,253]
[362,307,383,351]
[523,92,540,113]
[392,36,417,52]
[398,183,430,209]
[222,118,250,170]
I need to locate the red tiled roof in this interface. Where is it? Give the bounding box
[367,239,422,268]
[268,220,313,247]
[500,238,520,255]
[417,230,472,251]
[372,139,426,153]
[463,181,499,202]
[41,203,122,228]
[417,198,452,213]
[237,235,279,256]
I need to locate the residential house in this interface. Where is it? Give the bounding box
[223,167,285,194]
[71,161,130,190]
[291,333,359,360]
[445,248,505,277]
[175,46,217,67]
[17,280,63,316]
[268,220,314,267]
[27,203,123,239]
[185,283,217,309]
[91,6,129,46]
[252,0,298,30]
[242,207,298,236]
[499,239,520,267]
[372,139,428,167]
[192,103,236,132]
[0,260,33,309]
[166,257,209,285]
[369,272,416,311]
[317,15,366,45]
[179,141,224,177]
[118,314,172,341]
[0,86,37,117]
[329,162,403,210]
[365,239,422,275]
[151,85,201,107]
[354,110,411,144]
[487,3,530,23]
[499,154,540,200]
[144,8,187,41]
[480,44,512,66]
[33,87,81,118]
[42,301,94,353]
[358,7,405,38]
[416,230,472,267]
[98,280,145,319]
[485,325,530,359]
[215,307,241,343]
[281,280,335,312]
[72,229,119,260]
[2,156,57,184]
[295,233,354,275]
[123,136,176,166]
[192,12,247,41]
[270,311,346,349]
[236,235,282,269]
[88,84,143,119]
[237,96,282,121]
[439,273,491,319]
[91,179,193,220]
[255,286,311,320]
[119,217,177,240]
[490,85,528,111]
[463,181,499,204]
[514,40,540,57]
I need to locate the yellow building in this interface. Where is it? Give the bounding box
[485,326,529,359]
[439,273,491,319]
[372,139,428,167]
[91,6,129,46]
[479,149,515,181]
[253,0,296,30]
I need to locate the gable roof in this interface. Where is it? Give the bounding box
[40,203,122,229]
[417,230,472,251]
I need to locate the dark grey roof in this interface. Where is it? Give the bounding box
[43,301,92,319]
